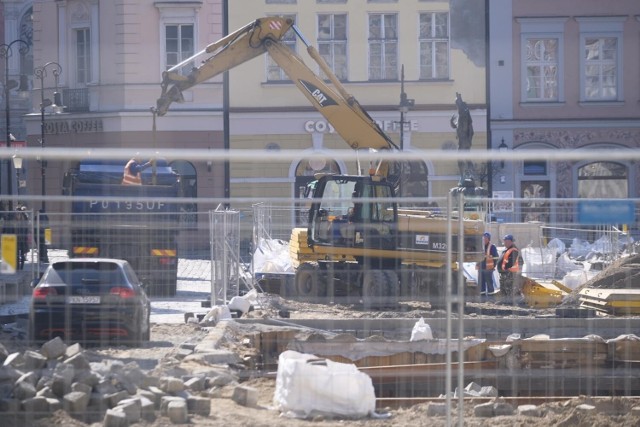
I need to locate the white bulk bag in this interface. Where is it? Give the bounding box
[410,317,433,341]
[273,350,376,419]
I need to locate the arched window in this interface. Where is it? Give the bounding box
[295,158,340,178]
[577,161,627,199]
[397,160,429,207]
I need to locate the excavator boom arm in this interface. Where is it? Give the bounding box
[157,17,294,116]
[157,16,397,156]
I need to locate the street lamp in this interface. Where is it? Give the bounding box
[398,65,415,151]
[498,138,509,169]
[0,39,29,210]
[34,62,63,212]
[12,154,22,200]
[397,65,414,199]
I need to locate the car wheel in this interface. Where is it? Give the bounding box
[127,311,147,348]
[294,262,326,303]
[361,269,391,310]
[129,326,142,348]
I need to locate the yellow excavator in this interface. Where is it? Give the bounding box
[157,17,484,308]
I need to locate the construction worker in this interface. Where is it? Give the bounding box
[476,232,498,298]
[497,234,524,305]
[122,158,153,185]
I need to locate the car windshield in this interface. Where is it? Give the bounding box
[43,262,126,286]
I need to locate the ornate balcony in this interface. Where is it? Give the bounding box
[62,88,89,112]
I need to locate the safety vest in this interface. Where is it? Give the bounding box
[484,243,495,270]
[122,159,142,185]
[501,247,520,273]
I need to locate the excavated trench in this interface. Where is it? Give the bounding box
[237,317,640,407]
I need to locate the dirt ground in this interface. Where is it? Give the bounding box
[4,255,640,426]
[2,296,640,426]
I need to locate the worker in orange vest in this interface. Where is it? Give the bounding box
[497,234,524,305]
[122,158,153,185]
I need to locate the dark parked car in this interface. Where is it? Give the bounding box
[28,258,151,346]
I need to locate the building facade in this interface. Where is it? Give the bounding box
[227,0,488,212]
[16,1,226,223]
[1,0,489,228]
[489,0,640,224]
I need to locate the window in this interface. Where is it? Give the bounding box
[368,13,398,80]
[63,1,99,87]
[577,17,624,102]
[583,37,618,100]
[165,24,195,75]
[523,160,547,176]
[578,161,627,198]
[156,3,199,78]
[360,182,395,223]
[317,14,348,80]
[521,181,550,223]
[267,14,296,81]
[75,28,91,85]
[419,12,449,79]
[517,18,566,103]
[524,38,558,101]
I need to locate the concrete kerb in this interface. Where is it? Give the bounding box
[232,317,640,341]
[186,321,242,365]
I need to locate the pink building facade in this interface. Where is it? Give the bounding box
[489,0,640,224]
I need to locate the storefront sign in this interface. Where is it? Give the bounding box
[0,140,27,148]
[492,191,514,213]
[304,119,418,134]
[44,119,104,135]
[577,200,635,225]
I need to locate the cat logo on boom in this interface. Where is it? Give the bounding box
[299,80,338,108]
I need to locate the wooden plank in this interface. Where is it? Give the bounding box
[518,339,607,354]
[610,340,640,362]
[359,360,499,385]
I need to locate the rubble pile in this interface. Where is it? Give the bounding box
[562,253,640,307]
[0,336,255,426]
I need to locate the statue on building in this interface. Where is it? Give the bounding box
[450,92,474,181]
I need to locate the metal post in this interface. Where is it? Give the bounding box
[5,76,10,207]
[34,62,62,212]
[398,65,414,199]
[223,0,231,209]
[0,39,29,210]
[40,101,46,210]
[457,192,465,426]
[445,190,453,426]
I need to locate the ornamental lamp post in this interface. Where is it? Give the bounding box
[498,138,509,169]
[12,154,22,203]
[34,62,63,212]
[397,65,414,199]
[0,39,29,211]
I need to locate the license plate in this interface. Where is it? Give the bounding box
[67,296,101,304]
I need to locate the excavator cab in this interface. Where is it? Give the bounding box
[308,175,397,250]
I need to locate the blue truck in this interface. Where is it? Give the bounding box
[62,159,181,296]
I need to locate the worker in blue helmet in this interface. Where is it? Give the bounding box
[497,234,524,305]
